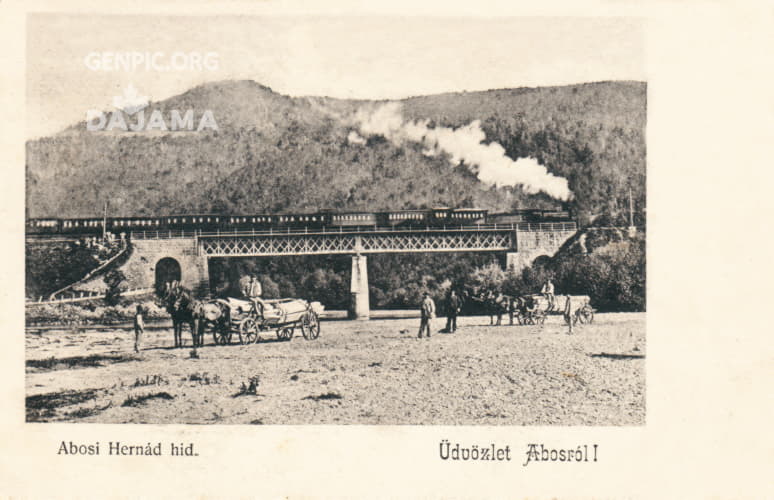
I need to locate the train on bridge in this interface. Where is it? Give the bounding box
[26,207,573,235]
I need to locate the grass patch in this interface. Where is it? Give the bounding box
[65,402,112,419]
[26,388,104,422]
[303,392,343,401]
[27,353,137,373]
[132,375,169,387]
[186,372,221,385]
[590,353,645,360]
[121,392,175,407]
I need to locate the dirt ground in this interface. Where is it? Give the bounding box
[26,312,645,425]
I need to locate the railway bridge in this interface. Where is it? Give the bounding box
[70,223,577,319]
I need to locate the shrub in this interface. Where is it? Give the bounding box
[103,269,127,306]
[235,375,260,397]
[516,230,645,312]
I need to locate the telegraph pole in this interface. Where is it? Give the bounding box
[628,188,636,237]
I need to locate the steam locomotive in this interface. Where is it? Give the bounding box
[26,208,572,235]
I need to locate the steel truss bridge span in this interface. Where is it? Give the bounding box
[198,228,516,257]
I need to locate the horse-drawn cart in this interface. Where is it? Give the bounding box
[510,295,548,325]
[202,297,323,345]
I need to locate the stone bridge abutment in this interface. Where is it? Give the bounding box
[72,237,209,296]
[505,228,577,273]
[123,238,210,295]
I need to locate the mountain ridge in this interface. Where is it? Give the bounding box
[26,79,645,225]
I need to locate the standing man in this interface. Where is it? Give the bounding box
[445,289,462,333]
[418,292,436,339]
[541,279,556,311]
[563,295,574,334]
[133,305,145,353]
[243,275,265,314]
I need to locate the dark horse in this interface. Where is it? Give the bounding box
[464,288,515,326]
[161,285,203,348]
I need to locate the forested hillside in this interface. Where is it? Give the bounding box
[26,80,645,226]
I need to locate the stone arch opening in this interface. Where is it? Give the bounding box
[155,257,181,293]
[532,254,552,268]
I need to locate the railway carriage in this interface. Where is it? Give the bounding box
[111,217,162,232]
[329,212,377,229]
[226,214,277,230]
[487,212,527,225]
[61,218,105,234]
[26,218,61,234]
[429,207,453,223]
[275,213,329,229]
[449,208,488,225]
[379,209,428,228]
[172,214,222,231]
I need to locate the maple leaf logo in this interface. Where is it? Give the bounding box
[112,84,149,115]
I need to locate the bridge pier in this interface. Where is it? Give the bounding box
[505,252,519,272]
[348,254,370,320]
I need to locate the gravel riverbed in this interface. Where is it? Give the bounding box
[26,313,645,425]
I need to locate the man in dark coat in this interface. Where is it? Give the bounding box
[445,290,462,333]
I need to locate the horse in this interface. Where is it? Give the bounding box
[487,293,515,326]
[195,299,232,345]
[161,285,203,348]
[465,288,515,326]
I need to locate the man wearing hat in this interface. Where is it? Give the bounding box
[445,289,462,333]
[418,291,436,338]
[242,274,265,315]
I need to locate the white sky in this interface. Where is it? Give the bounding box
[27,15,644,138]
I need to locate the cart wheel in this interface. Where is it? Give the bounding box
[301,311,320,340]
[213,326,231,345]
[239,318,259,344]
[586,311,594,324]
[275,327,291,341]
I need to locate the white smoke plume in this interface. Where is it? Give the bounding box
[352,102,572,201]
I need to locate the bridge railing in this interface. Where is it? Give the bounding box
[27,286,156,306]
[128,222,576,240]
[47,240,129,301]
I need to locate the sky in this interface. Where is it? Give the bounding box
[26,15,644,138]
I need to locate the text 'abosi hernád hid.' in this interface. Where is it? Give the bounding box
[57,441,197,456]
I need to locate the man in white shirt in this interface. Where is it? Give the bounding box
[418,292,436,339]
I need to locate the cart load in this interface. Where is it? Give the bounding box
[512,294,594,325]
[204,296,323,345]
